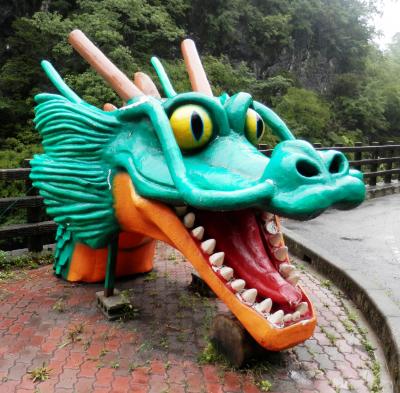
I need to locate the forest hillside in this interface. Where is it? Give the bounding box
[1,0,400,169]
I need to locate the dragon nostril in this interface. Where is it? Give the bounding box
[296,160,320,178]
[329,154,345,174]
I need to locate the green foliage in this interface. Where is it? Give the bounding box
[0,0,399,155]
[274,88,331,142]
[0,250,53,271]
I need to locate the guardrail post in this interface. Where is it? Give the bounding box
[354,142,363,171]
[23,159,43,252]
[385,141,394,184]
[369,142,380,187]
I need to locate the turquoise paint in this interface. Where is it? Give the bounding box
[31,60,366,277]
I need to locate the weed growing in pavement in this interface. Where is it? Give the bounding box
[52,298,66,313]
[347,310,358,323]
[128,362,137,372]
[117,289,140,321]
[144,271,158,282]
[67,323,84,342]
[28,363,52,382]
[110,360,120,369]
[339,302,382,392]
[320,326,337,345]
[197,341,229,366]
[342,319,355,333]
[258,379,273,392]
[83,339,91,350]
[0,270,16,281]
[167,253,176,261]
[321,279,332,289]
[59,323,84,348]
[159,337,169,350]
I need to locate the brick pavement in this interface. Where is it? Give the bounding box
[0,242,391,392]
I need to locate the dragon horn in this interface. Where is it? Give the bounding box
[181,39,213,96]
[68,30,143,101]
[103,103,117,112]
[134,72,161,99]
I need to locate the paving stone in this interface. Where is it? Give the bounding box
[0,243,391,393]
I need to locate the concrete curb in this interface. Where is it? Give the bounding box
[283,227,400,393]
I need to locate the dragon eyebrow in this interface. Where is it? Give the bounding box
[150,56,177,98]
[181,39,213,97]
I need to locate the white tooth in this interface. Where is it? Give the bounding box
[231,279,246,292]
[292,311,301,321]
[265,221,278,235]
[296,302,308,316]
[283,313,293,323]
[269,232,283,247]
[287,273,300,286]
[255,298,272,314]
[183,212,195,228]
[201,239,216,255]
[241,289,257,304]
[219,267,234,281]
[209,252,224,267]
[274,246,288,262]
[174,206,187,216]
[268,310,284,325]
[262,212,274,221]
[191,226,204,240]
[279,263,295,277]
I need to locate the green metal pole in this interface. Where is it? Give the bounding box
[104,234,119,297]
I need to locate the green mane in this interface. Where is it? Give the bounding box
[31,93,120,262]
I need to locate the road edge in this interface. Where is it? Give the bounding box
[283,226,400,393]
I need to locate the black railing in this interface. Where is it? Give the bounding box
[259,141,400,187]
[1,143,400,251]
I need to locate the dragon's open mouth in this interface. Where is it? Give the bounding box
[182,207,310,321]
[114,172,316,351]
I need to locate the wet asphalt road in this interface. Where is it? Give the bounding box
[283,193,400,310]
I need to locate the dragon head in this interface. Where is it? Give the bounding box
[31,31,365,352]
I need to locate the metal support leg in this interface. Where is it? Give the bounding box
[104,234,119,297]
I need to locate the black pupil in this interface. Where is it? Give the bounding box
[256,115,264,139]
[191,111,204,141]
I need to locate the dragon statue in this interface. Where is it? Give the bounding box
[30,30,366,352]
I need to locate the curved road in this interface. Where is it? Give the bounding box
[284,193,400,310]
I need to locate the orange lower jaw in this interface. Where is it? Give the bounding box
[113,173,316,351]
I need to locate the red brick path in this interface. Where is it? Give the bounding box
[0,242,390,392]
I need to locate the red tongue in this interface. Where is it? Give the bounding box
[195,209,302,309]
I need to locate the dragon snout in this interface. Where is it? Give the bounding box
[262,140,366,219]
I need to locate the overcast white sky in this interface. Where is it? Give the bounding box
[373,0,400,48]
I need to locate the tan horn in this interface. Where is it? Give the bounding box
[181,39,213,96]
[103,103,117,112]
[134,72,161,99]
[68,30,143,101]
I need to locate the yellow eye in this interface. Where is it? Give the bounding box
[169,105,213,151]
[245,108,265,145]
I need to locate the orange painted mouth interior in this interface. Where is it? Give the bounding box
[110,173,317,351]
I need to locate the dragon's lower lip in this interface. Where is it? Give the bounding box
[113,172,316,351]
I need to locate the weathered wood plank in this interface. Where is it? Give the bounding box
[0,221,56,239]
[0,168,31,180]
[0,196,44,210]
